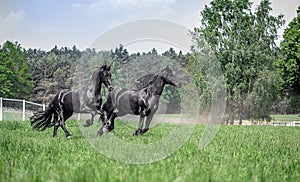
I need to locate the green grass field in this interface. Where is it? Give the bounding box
[271,114,300,123]
[0,120,300,182]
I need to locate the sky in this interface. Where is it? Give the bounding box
[0,0,299,52]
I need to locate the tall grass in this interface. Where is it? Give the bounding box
[0,120,299,181]
[271,114,300,122]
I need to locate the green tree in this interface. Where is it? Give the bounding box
[188,35,217,113]
[27,45,81,103]
[191,0,284,123]
[0,41,33,99]
[276,5,300,113]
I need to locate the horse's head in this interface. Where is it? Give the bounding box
[100,65,113,91]
[161,66,181,88]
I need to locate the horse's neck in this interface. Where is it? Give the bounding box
[86,74,101,96]
[148,77,165,96]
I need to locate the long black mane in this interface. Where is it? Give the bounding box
[134,67,175,90]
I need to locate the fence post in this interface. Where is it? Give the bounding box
[77,113,81,121]
[0,97,2,121]
[22,99,26,121]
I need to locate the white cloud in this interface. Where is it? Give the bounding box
[72,1,107,15]
[73,0,175,15]
[73,1,104,9]
[0,10,27,43]
[72,0,176,23]
[0,10,26,28]
[72,3,84,8]
[110,0,175,7]
[0,10,61,36]
[31,23,62,34]
[0,10,68,50]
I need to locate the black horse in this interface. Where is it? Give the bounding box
[30,65,113,138]
[98,66,180,136]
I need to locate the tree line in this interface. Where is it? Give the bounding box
[189,0,299,123]
[0,0,299,122]
[0,42,186,113]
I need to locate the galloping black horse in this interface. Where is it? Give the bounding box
[97,66,180,136]
[30,65,113,138]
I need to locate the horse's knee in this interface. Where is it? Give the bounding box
[103,115,108,122]
[54,122,60,128]
[141,111,146,117]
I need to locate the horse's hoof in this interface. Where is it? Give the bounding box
[84,124,91,127]
[67,136,72,139]
[133,129,142,136]
[84,120,92,127]
[97,130,104,137]
[142,128,149,134]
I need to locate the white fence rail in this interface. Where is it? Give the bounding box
[0,97,83,121]
[272,122,300,127]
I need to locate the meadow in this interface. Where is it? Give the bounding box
[0,119,300,182]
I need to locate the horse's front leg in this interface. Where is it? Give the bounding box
[97,111,109,136]
[134,112,146,136]
[84,113,95,127]
[142,113,154,134]
[107,112,118,131]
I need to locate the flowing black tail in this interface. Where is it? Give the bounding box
[30,104,56,131]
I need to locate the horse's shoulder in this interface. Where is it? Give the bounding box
[112,88,127,95]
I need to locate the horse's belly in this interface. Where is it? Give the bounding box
[117,105,140,115]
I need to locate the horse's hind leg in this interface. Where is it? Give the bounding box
[53,122,59,137]
[97,112,121,136]
[53,113,59,137]
[60,122,71,139]
[59,111,72,139]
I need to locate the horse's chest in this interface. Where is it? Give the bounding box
[145,97,159,111]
